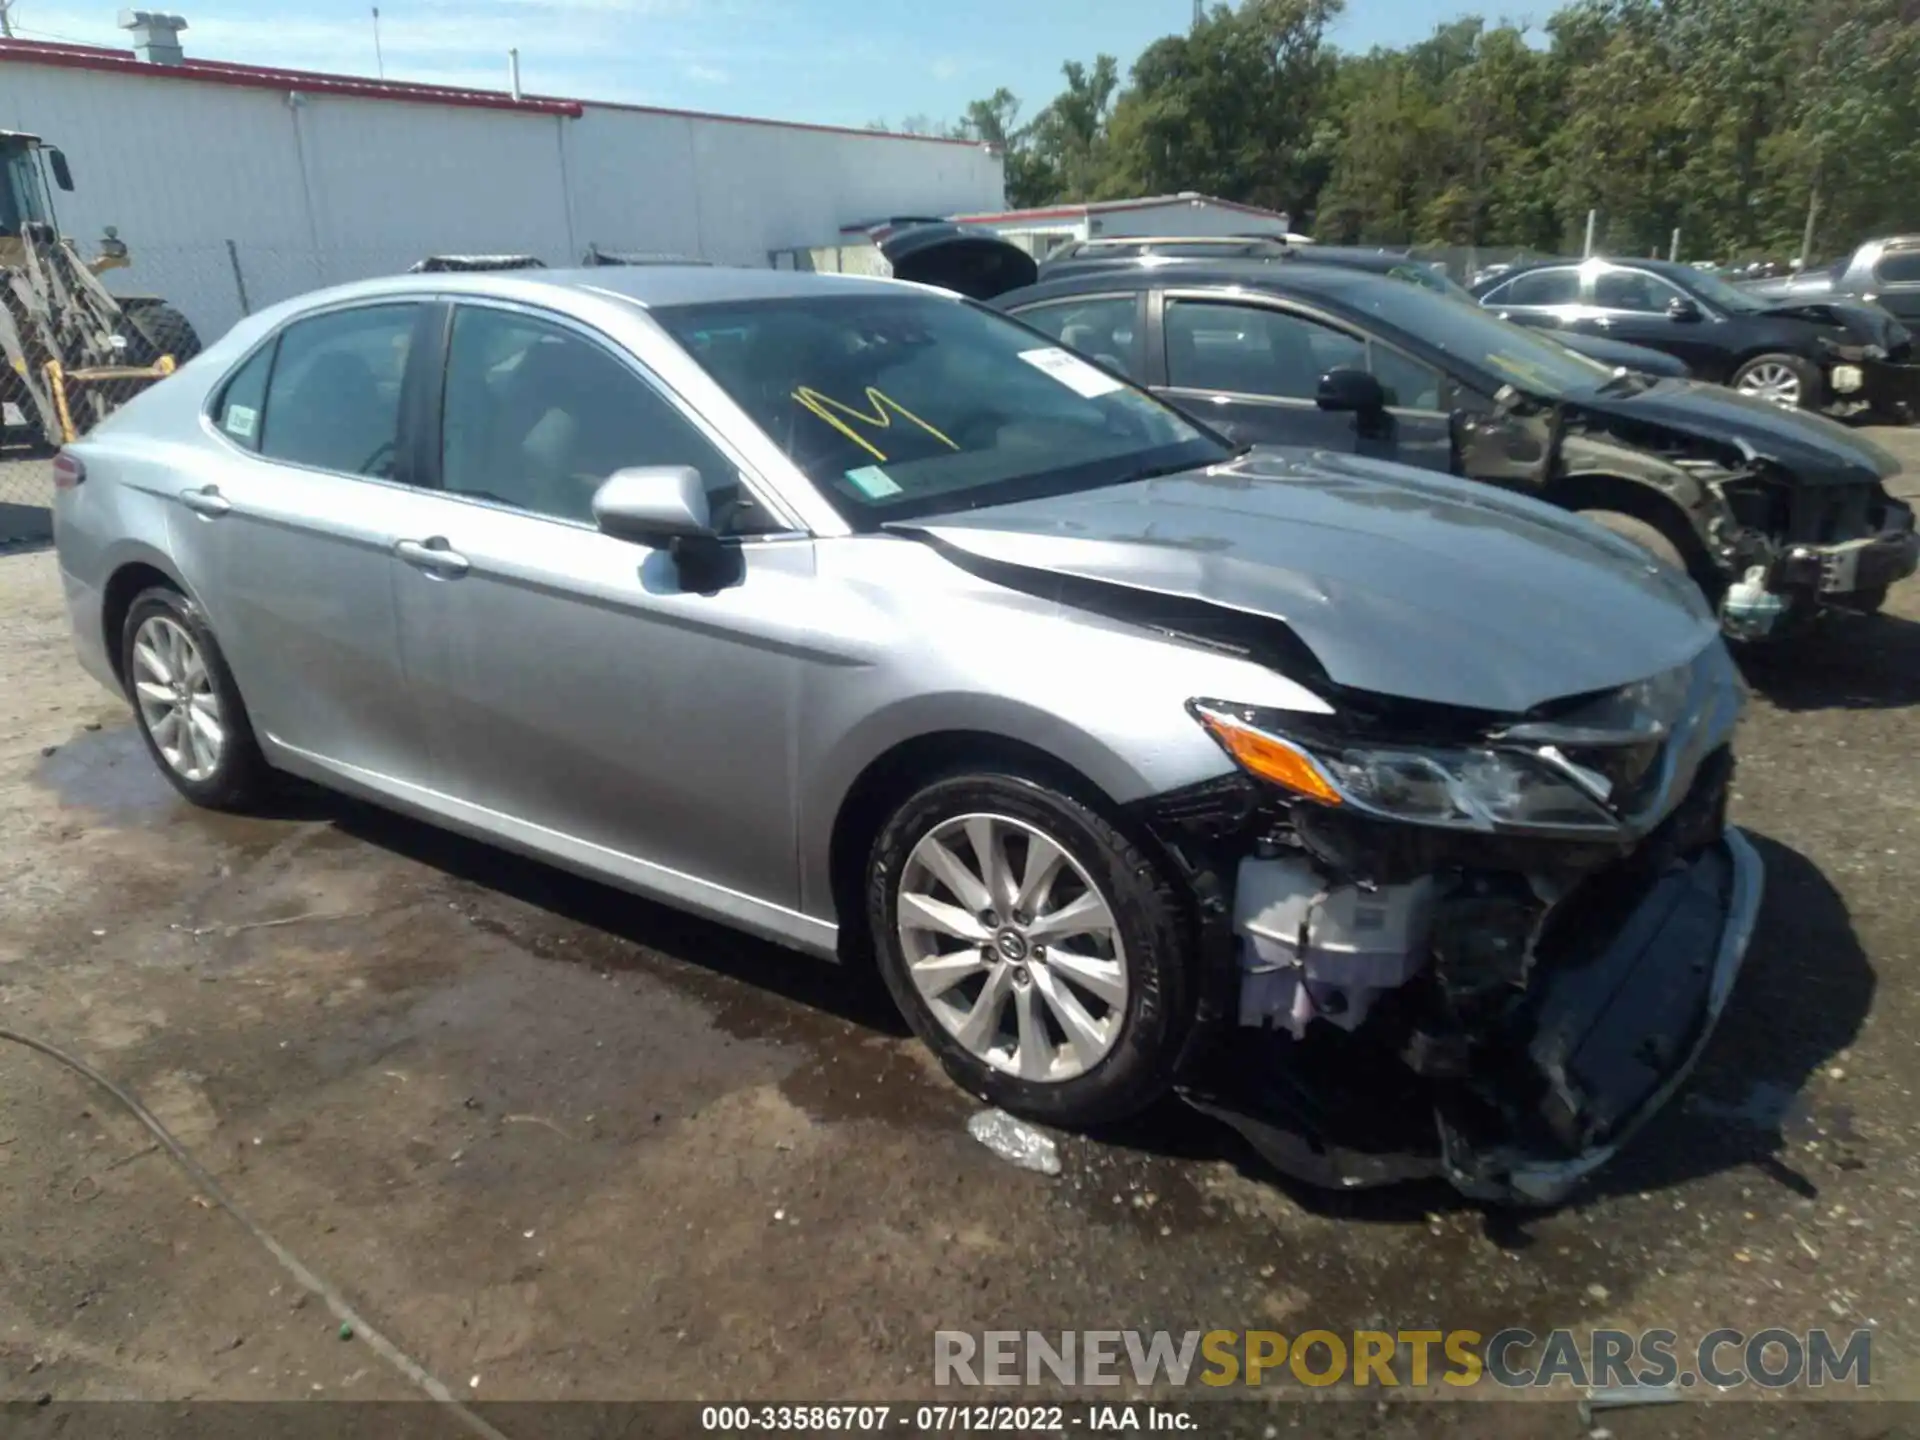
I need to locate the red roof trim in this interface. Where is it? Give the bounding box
[0,37,989,144]
[0,39,581,116]
[955,193,1291,224]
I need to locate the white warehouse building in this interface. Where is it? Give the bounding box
[0,26,1006,342]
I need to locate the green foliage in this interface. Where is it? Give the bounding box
[947,0,1920,257]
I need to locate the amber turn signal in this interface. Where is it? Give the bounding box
[1195,709,1343,806]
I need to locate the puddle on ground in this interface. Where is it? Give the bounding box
[34,724,182,819]
[32,723,344,855]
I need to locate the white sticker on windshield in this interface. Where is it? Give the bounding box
[1018,346,1123,398]
[223,404,257,440]
[844,464,902,499]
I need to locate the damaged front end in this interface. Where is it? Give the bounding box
[1140,641,1762,1206]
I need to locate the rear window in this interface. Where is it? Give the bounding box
[1491,269,1580,306]
[1875,249,1920,284]
[257,304,420,476]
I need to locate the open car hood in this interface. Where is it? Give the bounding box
[892,449,1719,714]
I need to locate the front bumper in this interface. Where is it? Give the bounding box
[1770,495,1919,600]
[1178,828,1763,1207]
[1852,355,1920,421]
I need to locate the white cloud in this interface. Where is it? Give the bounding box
[683,62,729,84]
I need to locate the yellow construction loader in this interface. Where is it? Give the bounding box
[1,129,200,448]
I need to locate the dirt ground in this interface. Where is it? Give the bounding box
[4,437,1920,1432]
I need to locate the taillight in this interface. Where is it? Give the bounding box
[52,452,85,490]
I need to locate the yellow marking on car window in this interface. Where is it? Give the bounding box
[791,386,961,464]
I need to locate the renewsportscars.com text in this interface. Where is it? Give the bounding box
[933,1328,1872,1390]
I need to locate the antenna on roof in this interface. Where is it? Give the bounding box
[372,7,384,79]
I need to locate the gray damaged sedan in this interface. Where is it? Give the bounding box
[52,266,1762,1203]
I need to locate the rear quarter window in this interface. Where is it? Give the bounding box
[212,340,275,451]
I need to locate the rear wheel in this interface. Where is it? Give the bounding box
[122,302,203,366]
[1731,352,1820,409]
[867,769,1192,1127]
[120,586,269,809]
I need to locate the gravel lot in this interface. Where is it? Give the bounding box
[3,438,1920,1432]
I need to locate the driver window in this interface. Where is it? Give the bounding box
[259,304,419,477]
[441,306,779,534]
[1594,269,1685,313]
[1165,300,1363,399]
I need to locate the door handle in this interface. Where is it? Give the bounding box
[394,537,471,577]
[178,485,231,518]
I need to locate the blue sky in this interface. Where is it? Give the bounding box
[9,1,1525,131]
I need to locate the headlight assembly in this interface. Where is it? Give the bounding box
[1192,704,1619,834]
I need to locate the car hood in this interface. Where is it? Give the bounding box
[1742,273,1837,301]
[1757,295,1904,348]
[1555,330,1690,377]
[1568,377,1901,486]
[892,449,1719,714]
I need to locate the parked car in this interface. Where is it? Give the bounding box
[55,264,1759,1204]
[992,258,1918,633]
[1037,239,1692,379]
[1472,256,1920,419]
[1740,235,1920,327]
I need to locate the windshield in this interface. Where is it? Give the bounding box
[1344,279,1615,397]
[1384,261,1476,303]
[1677,267,1765,313]
[0,145,50,233]
[654,292,1230,525]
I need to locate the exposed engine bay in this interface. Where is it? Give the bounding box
[1458,383,1919,639]
[1131,644,1760,1206]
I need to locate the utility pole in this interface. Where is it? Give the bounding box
[0,1,16,40]
[1583,208,1598,258]
[1192,0,1203,29]
[1800,178,1821,269]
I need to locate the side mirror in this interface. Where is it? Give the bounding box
[1667,296,1702,322]
[46,148,74,193]
[1316,366,1387,416]
[591,465,714,545]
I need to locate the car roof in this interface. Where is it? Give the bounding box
[1006,258,1400,307]
[1487,256,1700,284]
[267,264,916,315]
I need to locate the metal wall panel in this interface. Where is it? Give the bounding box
[1,55,1006,341]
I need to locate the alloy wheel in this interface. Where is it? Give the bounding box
[896,812,1128,1082]
[131,614,225,782]
[1735,362,1802,407]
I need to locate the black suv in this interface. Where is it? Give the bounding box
[1474,257,1920,420]
[990,258,1918,635]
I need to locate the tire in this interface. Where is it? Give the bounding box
[1578,508,1689,571]
[1731,352,1821,410]
[122,301,204,366]
[120,585,270,810]
[866,768,1193,1127]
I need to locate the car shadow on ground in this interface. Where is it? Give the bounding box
[312,784,912,1038]
[1094,831,1873,1234]
[1739,611,1920,710]
[264,784,1870,1230]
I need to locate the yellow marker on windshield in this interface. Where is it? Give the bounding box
[792,386,961,463]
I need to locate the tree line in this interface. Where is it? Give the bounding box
[886,0,1920,263]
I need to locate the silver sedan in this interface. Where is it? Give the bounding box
[54,265,1760,1202]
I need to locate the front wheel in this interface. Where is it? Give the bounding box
[1731,353,1821,410]
[867,770,1193,1127]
